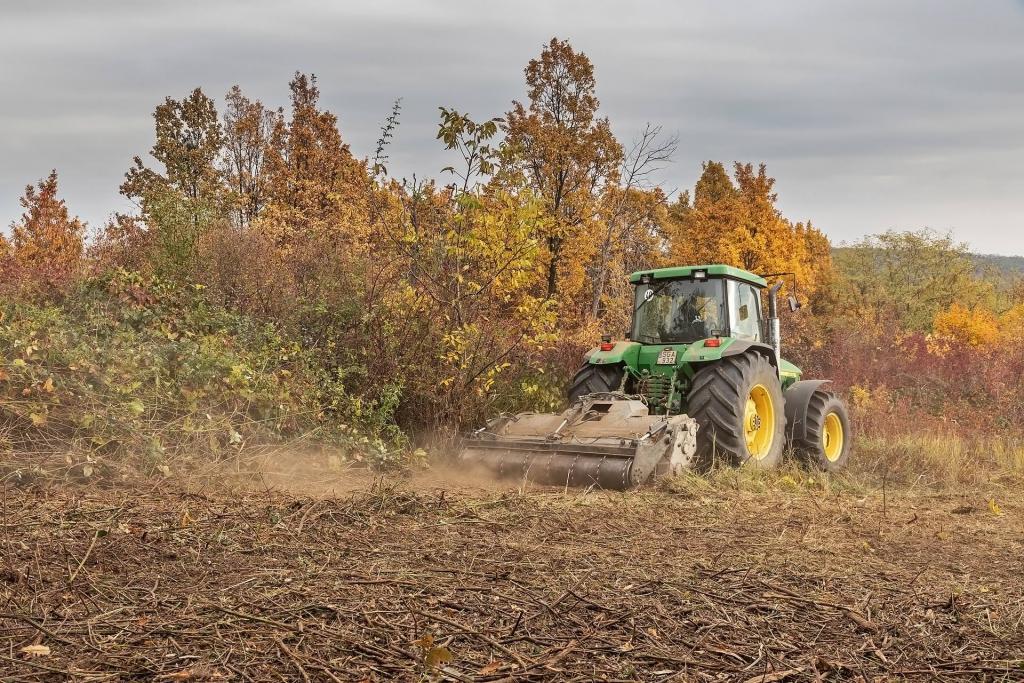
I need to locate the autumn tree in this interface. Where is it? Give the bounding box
[221,85,280,229]
[120,88,226,278]
[502,38,623,303]
[933,302,999,347]
[589,124,677,321]
[5,170,85,287]
[667,162,748,267]
[121,87,224,211]
[667,161,832,299]
[261,73,371,249]
[90,213,152,273]
[796,219,834,306]
[998,303,1024,344]
[358,109,555,430]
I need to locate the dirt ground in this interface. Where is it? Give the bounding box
[1,459,1022,681]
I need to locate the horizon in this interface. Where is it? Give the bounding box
[2,0,1022,255]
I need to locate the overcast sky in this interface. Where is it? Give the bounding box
[2,1,1022,254]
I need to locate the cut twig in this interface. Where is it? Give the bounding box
[68,529,100,583]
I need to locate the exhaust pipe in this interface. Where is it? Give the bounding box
[767,281,784,359]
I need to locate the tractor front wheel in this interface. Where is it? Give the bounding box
[567,363,625,403]
[688,353,786,469]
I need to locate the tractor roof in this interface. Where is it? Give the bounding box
[629,265,768,287]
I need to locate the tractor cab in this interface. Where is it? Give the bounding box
[629,265,767,346]
[586,264,802,414]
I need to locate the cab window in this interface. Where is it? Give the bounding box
[632,279,726,344]
[728,280,762,341]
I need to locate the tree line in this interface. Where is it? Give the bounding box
[3,37,1023,459]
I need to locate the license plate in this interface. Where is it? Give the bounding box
[656,348,677,365]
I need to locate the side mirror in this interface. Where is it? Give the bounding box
[788,296,801,312]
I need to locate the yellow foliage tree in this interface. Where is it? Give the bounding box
[501,38,623,309]
[997,303,1024,343]
[933,302,999,347]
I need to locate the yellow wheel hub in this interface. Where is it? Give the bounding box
[823,412,844,462]
[743,384,775,459]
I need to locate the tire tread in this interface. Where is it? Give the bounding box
[793,390,851,471]
[687,353,785,468]
[567,363,624,402]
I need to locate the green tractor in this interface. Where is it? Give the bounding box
[461,264,851,489]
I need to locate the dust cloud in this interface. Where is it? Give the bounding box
[231,447,528,498]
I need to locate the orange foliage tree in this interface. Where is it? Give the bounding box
[5,170,85,289]
[501,38,623,310]
[260,73,372,250]
[667,161,832,299]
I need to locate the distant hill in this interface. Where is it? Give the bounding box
[972,253,1024,275]
[833,247,1024,279]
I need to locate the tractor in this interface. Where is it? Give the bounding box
[460,264,851,489]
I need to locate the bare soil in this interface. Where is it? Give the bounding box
[1,463,1022,681]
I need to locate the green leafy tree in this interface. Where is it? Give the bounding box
[833,229,994,331]
[437,107,502,195]
[120,88,226,278]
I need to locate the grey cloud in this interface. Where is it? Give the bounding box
[1,0,1022,253]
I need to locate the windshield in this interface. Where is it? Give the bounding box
[631,279,727,344]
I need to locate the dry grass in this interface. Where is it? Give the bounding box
[852,432,1024,488]
[1,448,1023,681]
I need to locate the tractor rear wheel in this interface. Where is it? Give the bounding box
[688,353,786,469]
[794,391,851,471]
[567,363,624,403]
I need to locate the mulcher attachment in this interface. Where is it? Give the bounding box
[459,394,698,490]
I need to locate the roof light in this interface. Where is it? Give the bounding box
[693,269,707,281]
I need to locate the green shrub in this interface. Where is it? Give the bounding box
[0,270,412,478]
